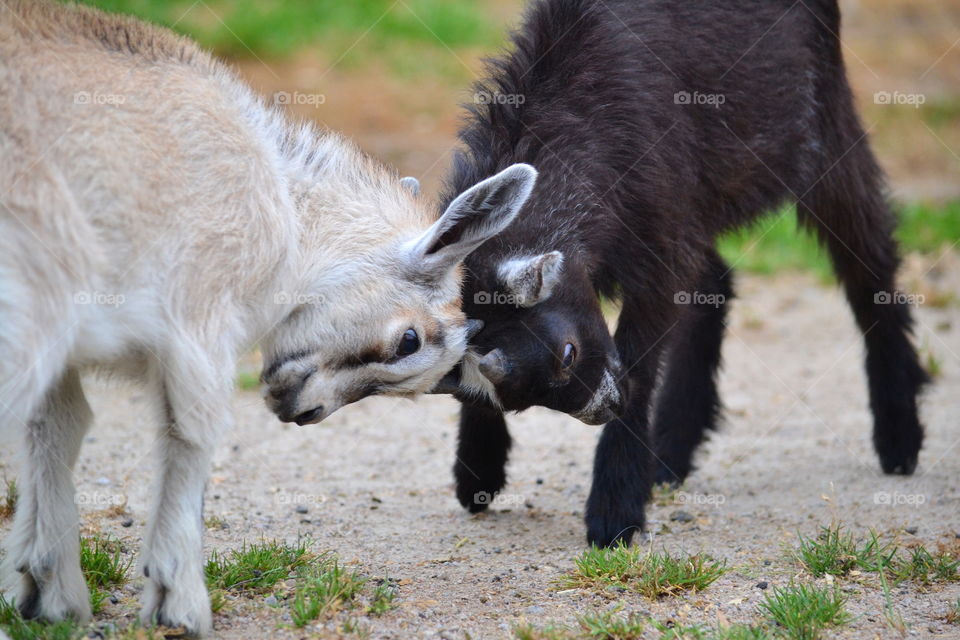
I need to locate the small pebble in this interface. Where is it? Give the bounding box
[264,595,278,606]
[670,510,694,523]
[295,505,308,514]
[905,526,918,535]
[526,605,545,615]
[121,518,133,528]
[756,581,769,590]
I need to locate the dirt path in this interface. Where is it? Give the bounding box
[2,265,957,639]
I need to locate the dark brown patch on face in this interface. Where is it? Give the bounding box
[330,345,387,370]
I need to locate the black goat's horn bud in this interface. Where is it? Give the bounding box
[466,319,484,340]
[478,349,508,384]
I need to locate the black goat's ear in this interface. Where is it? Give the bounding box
[407,164,537,272]
[498,251,564,307]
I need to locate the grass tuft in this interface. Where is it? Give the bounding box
[793,525,959,585]
[0,595,85,640]
[890,545,960,585]
[79,535,132,613]
[203,539,394,625]
[758,583,850,640]
[513,623,576,640]
[290,557,367,627]
[367,579,397,616]
[577,610,646,639]
[795,525,895,577]
[946,598,960,625]
[205,538,313,593]
[558,542,726,598]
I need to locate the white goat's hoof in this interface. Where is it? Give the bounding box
[140,575,212,637]
[12,563,92,624]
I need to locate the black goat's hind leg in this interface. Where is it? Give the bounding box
[799,135,928,475]
[454,402,512,512]
[652,249,733,486]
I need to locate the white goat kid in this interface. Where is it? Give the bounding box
[0,1,536,634]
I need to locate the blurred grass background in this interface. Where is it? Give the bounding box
[77,0,959,276]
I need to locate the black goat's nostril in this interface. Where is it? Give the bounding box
[294,406,324,425]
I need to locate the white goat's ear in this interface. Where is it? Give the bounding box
[400,176,420,196]
[499,251,564,307]
[409,164,537,268]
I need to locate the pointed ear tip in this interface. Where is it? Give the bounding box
[498,163,537,182]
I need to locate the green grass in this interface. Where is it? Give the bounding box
[947,598,960,625]
[0,595,167,640]
[557,542,727,598]
[77,0,500,63]
[0,536,132,637]
[718,207,832,280]
[79,535,132,613]
[650,620,778,640]
[794,525,896,577]
[708,626,777,640]
[717,200,960,279]
[514,622,578,640]
[577,610,646,639]
[513,611,647,640]
[889,545,960,585]
[367,579,397,616]
[235,371,261,391]
[0,595,85,640]
[204,539,392,626]
[290,558,367,627]
[793,525,959,585]
[896,200,960,253]
[758,584,850,640]
[205,538,314,593]
[518,614,779,640]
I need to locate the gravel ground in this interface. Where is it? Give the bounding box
[1,263,958,639]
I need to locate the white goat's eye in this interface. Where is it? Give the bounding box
[396,329,421,358]
[561,342,577,369]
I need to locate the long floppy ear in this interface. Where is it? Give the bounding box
[408,164,537,269]
[498,251,564,307]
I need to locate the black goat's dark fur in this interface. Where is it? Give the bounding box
[443,0,929,547]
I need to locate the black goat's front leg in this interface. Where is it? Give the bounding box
[652,249,734,485]
[585,298,673,547]
[454,402,512,512]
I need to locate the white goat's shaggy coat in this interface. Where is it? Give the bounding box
[0,1,535,633]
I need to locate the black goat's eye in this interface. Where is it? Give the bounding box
[396,329,421,357]
[561,343,577,369]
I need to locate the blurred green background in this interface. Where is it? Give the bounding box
[77,0,960,277]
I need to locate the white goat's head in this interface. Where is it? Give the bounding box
[261,163,536,424]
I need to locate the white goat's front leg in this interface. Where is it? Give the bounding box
[139,358,231,636]
[3,369,92,623]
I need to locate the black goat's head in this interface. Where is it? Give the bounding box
[440,251,627,424]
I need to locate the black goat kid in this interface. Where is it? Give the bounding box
[441,0,929,547]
